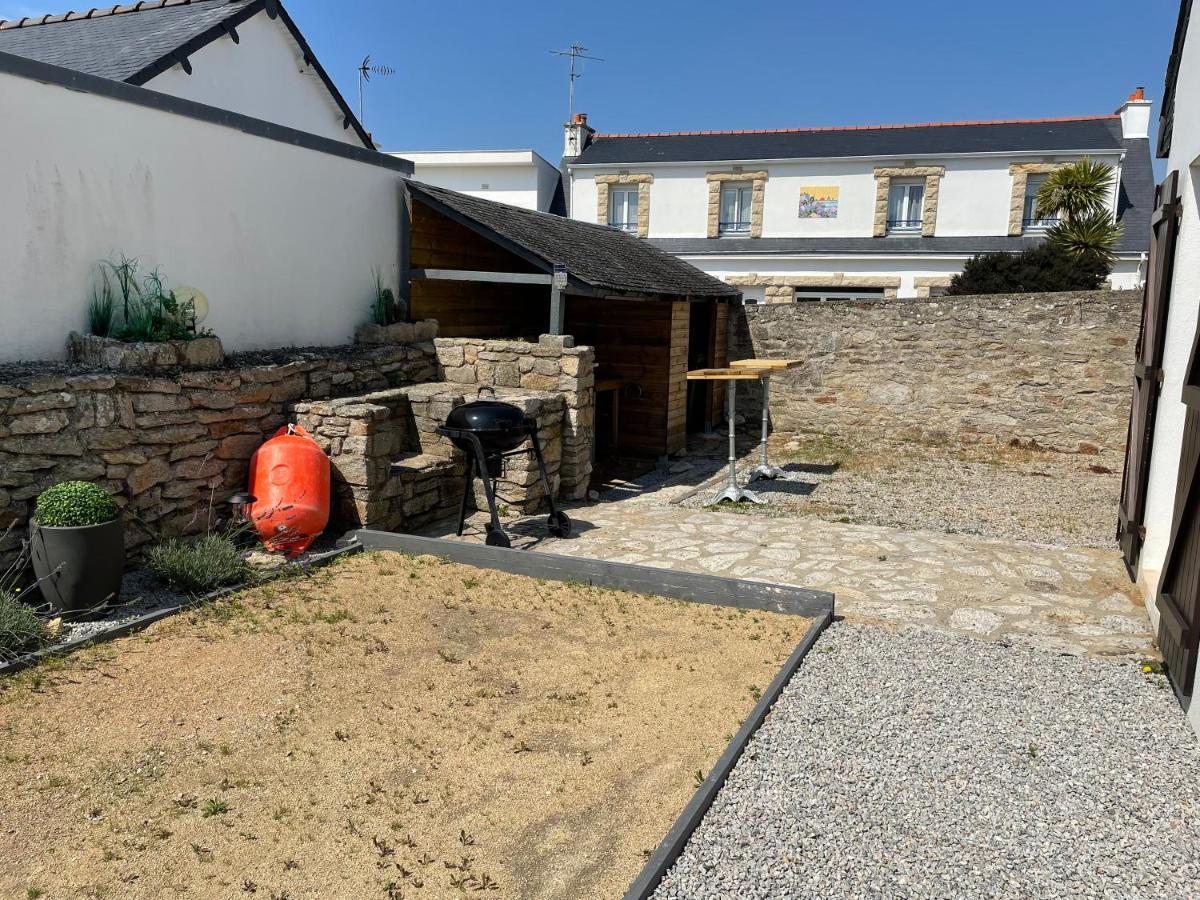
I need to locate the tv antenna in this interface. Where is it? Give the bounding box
[550,43,603,120]
[357,55,396,129]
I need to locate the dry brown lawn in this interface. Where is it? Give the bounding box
[0,550,811,899]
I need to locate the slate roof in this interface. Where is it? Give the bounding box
[0,0,372,147]
[407,181,739,299]
[0,1,254,82]
[572,116,1127,166]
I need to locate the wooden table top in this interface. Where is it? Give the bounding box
[729,358,803,370]
[686,367,772,381]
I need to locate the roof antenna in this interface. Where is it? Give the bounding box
[550,43,603,121]
[357,55,395,130]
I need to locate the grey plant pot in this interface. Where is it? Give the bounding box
[30,517,124,616]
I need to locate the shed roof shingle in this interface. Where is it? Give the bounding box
[407,181,739,298]
[572,116,1127,165]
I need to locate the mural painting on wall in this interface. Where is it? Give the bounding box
[798,186,839,218]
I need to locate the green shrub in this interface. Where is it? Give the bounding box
[89,256,205,343]
[35,482,119,528]
[946,242,1110,296]
[0,590,44,662]
[370,268,404,326]
[146,533,251,594]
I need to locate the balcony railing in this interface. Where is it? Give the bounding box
[608,220,638,232]
[886,218,922,233]
[1022,216,1060,230]
[718,220,751,234]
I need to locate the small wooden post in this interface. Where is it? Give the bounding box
[549,264,568,335]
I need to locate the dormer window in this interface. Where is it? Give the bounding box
[1022,174,1059,231]
[607,187,639,232]
[887,180,925,234]
[719,183,753,235]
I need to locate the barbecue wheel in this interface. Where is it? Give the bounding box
[485,528,511,549]
[547,510,572,538]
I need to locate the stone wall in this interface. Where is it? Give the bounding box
[433,335,594,499]
[730,290,1140,453]
[291,384,565,534]
[0,342,437,565]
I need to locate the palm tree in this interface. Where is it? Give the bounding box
[1035,157,1122,264]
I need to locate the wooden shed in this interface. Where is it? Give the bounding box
[402,181,741,459]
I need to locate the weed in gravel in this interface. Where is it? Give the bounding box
[748,684,762,700]
[201,798,230,818]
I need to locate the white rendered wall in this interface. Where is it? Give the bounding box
[1138,6,1200,705]
[0,69,402,362]
[402,163,540,210]
[569,152,1122,239]
[394,152,560,212]
[148,12,361,146]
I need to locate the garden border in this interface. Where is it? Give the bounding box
[347,529,836,897]
[0,544,362,677]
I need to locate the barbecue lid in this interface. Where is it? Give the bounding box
[444,399,527,433]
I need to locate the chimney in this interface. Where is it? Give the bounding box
[1116,87,1152,140]
[563,112,594,158]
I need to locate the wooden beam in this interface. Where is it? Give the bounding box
[411,269,554,285]
[549,286,565,335]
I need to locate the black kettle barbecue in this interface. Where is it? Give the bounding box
[437,388,572,548]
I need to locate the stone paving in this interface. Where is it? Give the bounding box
[422,469,1155,661]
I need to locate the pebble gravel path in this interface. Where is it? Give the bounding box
[653,624,1200,900]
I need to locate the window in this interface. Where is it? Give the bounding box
[608,187,639,232]
[719,183,753,234]
[794,288,886,303]
[887,180,924,233]
[1022,174,1058,230]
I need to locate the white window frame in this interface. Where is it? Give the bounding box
[1022,174,1058,231]
[794,288,886,303]
[718,182,754,235]
[887,179,925,234]
[608,186,640,232]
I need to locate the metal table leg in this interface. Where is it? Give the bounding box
[707,381,764,505]
[747,374,786,481]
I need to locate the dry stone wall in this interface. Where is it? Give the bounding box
[433,335,594,500]
[291,384,565,534]
[0,343,436,565]
[730,290,1140,453]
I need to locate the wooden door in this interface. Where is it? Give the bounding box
[1119,172,1183,574]
[1157,317,1200,695]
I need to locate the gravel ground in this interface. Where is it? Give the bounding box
[677,439,1121,549]
[653,624,1200,900]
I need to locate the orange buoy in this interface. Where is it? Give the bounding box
[247,424,330,557]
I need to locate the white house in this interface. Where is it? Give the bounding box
[390,150,564,213]
[561,101,1155,301]
[0,0,371,147]
[1119,0,1200,732]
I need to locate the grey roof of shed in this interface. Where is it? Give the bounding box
[407,181,739,298]
[0,0,373,147]
[572,116,1128,165]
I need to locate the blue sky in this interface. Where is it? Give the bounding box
[2,0,1182,162]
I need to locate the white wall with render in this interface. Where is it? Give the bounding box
[567,152,1125,241]
[0,67,404,363]
[392,150,561,212]
[1137,3,1200,723]
[147,11,362,146]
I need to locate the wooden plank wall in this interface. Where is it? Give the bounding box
[565,298,688,457]
[409,200,549,339]
[709,301,730,424]
[666,302,690,454]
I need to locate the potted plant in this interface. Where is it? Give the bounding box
[30,481,124,615]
